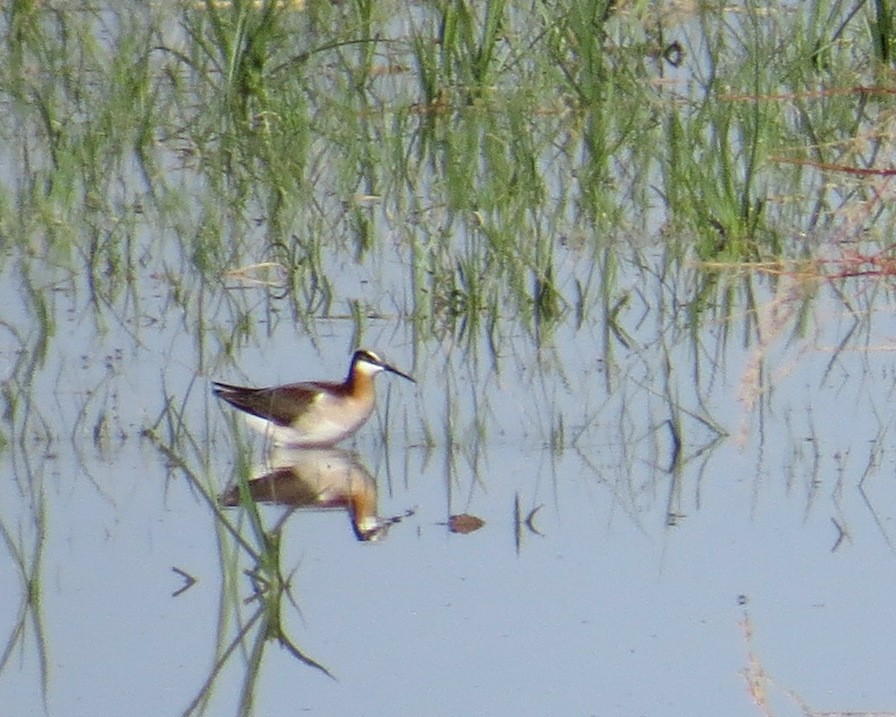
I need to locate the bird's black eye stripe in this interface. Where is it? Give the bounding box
[357,349,382,365]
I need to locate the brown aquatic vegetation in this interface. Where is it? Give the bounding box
[739,599,896,717]
[700,241,896,281]
[721,85,896,104]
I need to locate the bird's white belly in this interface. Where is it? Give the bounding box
[243,397,372,447]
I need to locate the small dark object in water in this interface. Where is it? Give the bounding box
[447,514,485,534]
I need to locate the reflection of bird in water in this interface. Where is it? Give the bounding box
[212,349,415,447]
[219,447,409,541]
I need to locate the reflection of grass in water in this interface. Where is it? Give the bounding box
[0,453,50,711]
[176,516,336,717]
[0,264,60,705]
[145,394,334,710]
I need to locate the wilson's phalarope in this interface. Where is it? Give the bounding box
[219,447,408,541]
[213,349,415,447]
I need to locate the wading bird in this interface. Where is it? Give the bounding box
[213,349,415,447]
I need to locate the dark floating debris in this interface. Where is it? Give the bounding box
[446,513,485,534]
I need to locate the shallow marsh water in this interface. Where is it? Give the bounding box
[4,1,896,716]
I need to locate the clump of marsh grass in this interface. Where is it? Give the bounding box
[409,0,508,108]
